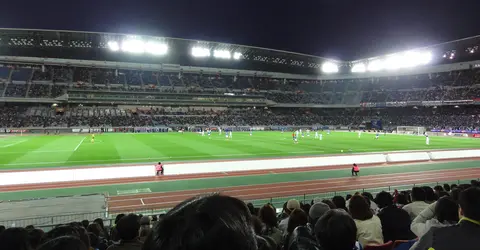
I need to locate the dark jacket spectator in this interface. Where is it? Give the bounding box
[287,226,320,250]
[412,187,480,250]
[332,196,348,212]
[110,214,125,242]
[284,209,309,249]
[107,214,142,250]
[0,227,32,250]
[28,228,46,250]
[142,194,257,250]
[314,209,359,250]
[375,191,415,242]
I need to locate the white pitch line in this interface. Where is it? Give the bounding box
[1,140,28,148]
[73,137,87,152]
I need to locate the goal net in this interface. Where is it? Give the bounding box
[396,126,426,135]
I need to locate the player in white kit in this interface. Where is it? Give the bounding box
[229,131,233,139]
[315,131,319,139]
[201,130,205,136]
[425,133,430,145]
[358,131,362,138]
[219,128,222,135]
[319,133,323,140]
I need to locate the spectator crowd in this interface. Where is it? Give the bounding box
[1,182,479,250]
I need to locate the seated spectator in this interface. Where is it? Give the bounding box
[443,183,451,193]
[403,187,429,220]
[251,216,277,250]
[0,227,32,250]
[110,214,126,242]
[314,209,360,250]
[81,220,89,229]
[142,194,257,250]
[38,236,88,250]
[422,186,436,204]
[348,195,384,247]
[288,225,320,250]
[375,191,415,242]
[107,214,142,250]
[284,208,309,248]
[321,199,336,209]
[361,192,379,214]
[258,204,283,246]
[410,196,459,238]
[87,224,108,250]
[93,218,108,239]
[332,196,348,212]
[308,202,331,230]
[0,225,5,234]
[28,228,46,250]
[412,187,480,250]
[279,199,301,232]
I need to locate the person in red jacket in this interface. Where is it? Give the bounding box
[155,162,164,176]
[352,163,359,176]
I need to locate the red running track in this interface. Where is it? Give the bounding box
[107,168,480,212]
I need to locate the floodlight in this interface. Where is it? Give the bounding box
[385,55,405,70]
[321,62,339,73]
[145,42,168,55]
[192,47,211,57]
[233,52,242,60]
[367,60,384,72]
[122,39,145,54]
[213,50,231,59]
[420,51,432,64]
[351,63,366,73]
[107,41,120,52]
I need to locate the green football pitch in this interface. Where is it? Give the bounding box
[0,131,479,170]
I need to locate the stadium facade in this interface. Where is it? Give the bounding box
[0,28,480,133]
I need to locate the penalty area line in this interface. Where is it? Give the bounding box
[74,137,87,152]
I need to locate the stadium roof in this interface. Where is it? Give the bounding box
[0,28,479,76]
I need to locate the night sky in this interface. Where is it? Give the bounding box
[1,0,479,60]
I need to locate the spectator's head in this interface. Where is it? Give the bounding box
[0,227,31,250]
[422,186,436,202]
[114,213,126,225]
[443,184,451,192]
[0,225,5,234]
[438,191,450,198]
[287,209,308,234]
[411,187,426,202]
[38,236,88,250]
[87,223,102,237]
[345,194,352,201]
[451,188,462,202]
[314,209,357,250]
[375,191,393,209]
[361,192,374,202]
[286,199,301,215]
[451,184,458,189]
[332,196,347,211]
[434,185,444,194]
[143,194,257,250]
[25,225,35,231]
[81,220,89,229]
[435,196,459,223]
[93,218,105,230]
[246,203,255,215]
[28,229,45,249]
[458,187,480,221]
[321,199,336,209]
[258,204,278,228]
[116,213,141,241]
[140,216,151,226]
[348,195,373,221]
[251,216,263,235]
[308,202,331,226]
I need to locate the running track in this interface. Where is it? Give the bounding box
[107,167,480,212]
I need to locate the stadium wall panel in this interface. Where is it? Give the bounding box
[429,150,480,160]
[385,152,431,163]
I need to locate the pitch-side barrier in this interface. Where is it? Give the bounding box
[0,149,479,186]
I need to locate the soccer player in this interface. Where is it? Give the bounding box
[315,131,319,139]
[249,128,252,136]
[207,129,211,137]
[155,162,164,176]
[327,129,330,135]
[225,129,229,139]
[219,128,222,135]
[295,130,299,138]
[307,130,310,137]
[425,133,430,145]
[358,130,362,138]
[229,131,233,139]
[91,133,95,143]
[375,132,379,140]
[292,132,298,144]
[201,130,205,136]
[319,133,323,141]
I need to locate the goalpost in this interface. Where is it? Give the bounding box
[396,126,426,135]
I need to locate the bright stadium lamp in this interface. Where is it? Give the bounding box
[192,47,211,57]
[213,50,232,59]
[145,41,168,55]
[321,62,339,73]
[122,39,145,54]
[351,63,366,73]
[385,55,404,70]
[107,41,120,52]
[233,52,242,60]
[420,51,432,65]
[367,59,384,71]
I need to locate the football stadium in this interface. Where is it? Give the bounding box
[0,27,480,249]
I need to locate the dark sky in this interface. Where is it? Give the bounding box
[1,0,479,60]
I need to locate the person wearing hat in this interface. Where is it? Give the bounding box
[309,202,331,228]
[279,199,301,232]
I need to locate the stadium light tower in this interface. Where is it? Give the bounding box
[192,47,211,58]
[367,59,384,72]
[321,62,339,73]
[233,52,242,60]
[351,63,366,73]
[121,39,145,54]
[213,50,232,59]
[145,41,168,55]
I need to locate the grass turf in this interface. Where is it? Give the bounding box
[0,131,479,169]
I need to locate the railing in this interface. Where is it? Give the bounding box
[0,178,476,230]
